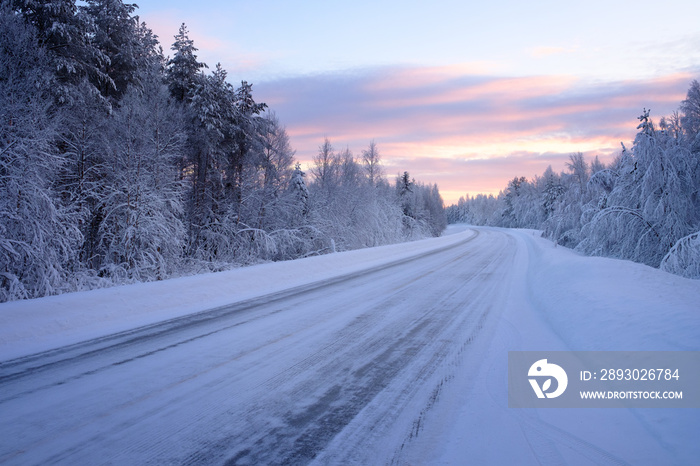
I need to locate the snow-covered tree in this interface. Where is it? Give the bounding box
[448,82,700,277]
[581,110,693,266]
[395,173,446,238]
[661,231,700,278]
[541,166,565,219]
[247,112,296,230]
[0,4,452,299]
[310,138,338,192]
[12,0,111,103]
[182,63,268,263]
[289,163,309,224]
[57,80,110,270]
[680,80,700,141]
[81,0,160,101]
[96,70,187,281]
[166,23,206,103]
[501,176,527,227]
[0,8,81,300]
[362,140,382,186]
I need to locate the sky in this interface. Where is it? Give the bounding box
[137,0,700,204]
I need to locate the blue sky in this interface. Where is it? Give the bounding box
[137,0,700,203]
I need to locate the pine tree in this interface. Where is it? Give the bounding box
[166,23,206,103]
[12,0,111,103]
[502,176,526,227]
[81,0,159,101]
[542,166,564,219]
[289,163,309,223]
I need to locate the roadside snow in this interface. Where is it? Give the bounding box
[521,228,700,351]
[0,231,474,361]
[420,227,700,465]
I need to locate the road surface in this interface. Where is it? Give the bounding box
[0,228,677,465]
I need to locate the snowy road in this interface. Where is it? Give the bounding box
[0,229,515,464]
[1,227,699,465]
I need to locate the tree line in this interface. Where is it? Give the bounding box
[0,1,446,302]
[447,80,700,278]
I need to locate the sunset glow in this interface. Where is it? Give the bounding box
[137,0,700,204]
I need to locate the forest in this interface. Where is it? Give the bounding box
[0,1,446,302]
[447,81,700,279]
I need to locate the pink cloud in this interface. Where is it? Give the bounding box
[256,67,698,205]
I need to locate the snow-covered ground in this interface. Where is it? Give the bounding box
[1,226,698,465]
[0,230,472,361]
[403,227,700,465]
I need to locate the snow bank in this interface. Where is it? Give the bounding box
[515,229,700,351]
[426,227,700,466]
[517,228,700,465]
[0,230,475,361]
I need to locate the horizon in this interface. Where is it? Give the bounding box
[137,0,700,204]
